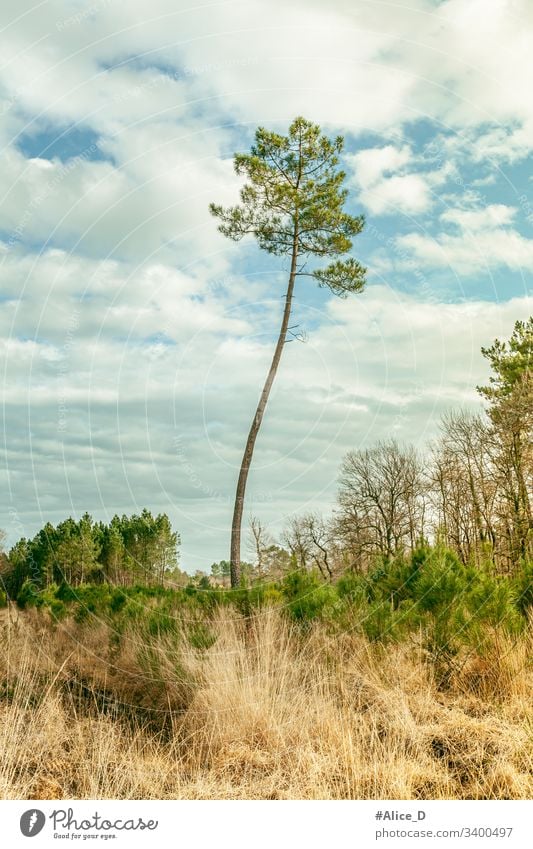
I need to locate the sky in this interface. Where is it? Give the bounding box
[1,0,532,570]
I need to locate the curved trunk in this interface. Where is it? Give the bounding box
[229,230,299,587]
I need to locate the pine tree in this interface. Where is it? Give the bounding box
[478,318,533,562]
[210,117,366,585]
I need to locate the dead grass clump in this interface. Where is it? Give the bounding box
[457,631,532,702]
[0,606,531,799]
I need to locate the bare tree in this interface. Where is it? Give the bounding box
[282,515,311,571]
[248,516,271,580]
[337,440,426,563]
[428,412,498,564]
[284,513,334,580]
[247,516,292,580]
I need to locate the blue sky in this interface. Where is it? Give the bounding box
[1,0,532,570]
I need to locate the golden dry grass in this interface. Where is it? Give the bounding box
[0,606,531,799]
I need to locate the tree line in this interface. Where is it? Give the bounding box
[1,319,530,595]
[240,318,533,580]
[2,509,182,597]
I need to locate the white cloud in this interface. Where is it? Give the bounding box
[2,241,532,564]
[441,204,517,230]
[398,228,533,273]
[468,124,533,164]
[396,203,533,273]
[350,147,412,186]
[1,0,533,566]
[1,0,532,258]
[348,144,449,215]
[2,0,533,145]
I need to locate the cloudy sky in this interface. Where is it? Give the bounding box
[1,0,532,569]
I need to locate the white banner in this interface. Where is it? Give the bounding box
[0,800,531,848]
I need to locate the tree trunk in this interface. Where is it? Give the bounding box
[229,230,299,586]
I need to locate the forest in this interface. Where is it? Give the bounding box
[2,509,181,598]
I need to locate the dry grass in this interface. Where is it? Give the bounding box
[0,605,531,799]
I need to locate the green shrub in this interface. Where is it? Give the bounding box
[336,572,368,603]
[55,582,78,603]
[281,570,336,622]
[361,599,416,643]
[513,562,533,614]
[365,547,428,609]
[145,609,179,637]
[16,579,42,609]
[110,588,127,613]
[47,599,67,621]
[469,575,524,632]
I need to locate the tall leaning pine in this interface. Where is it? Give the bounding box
[210,117,366,587]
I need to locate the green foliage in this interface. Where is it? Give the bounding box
[210,560,231,579]
[336,571,368,603]
[312,257,366,297]
[72,585,114,623]
[415,548,474,613]
[478,317,532,401]
[145,610,179,637]
[46,597,67,621]
[476,319,532,563]
[367,548,427,609]
[16,579,42,609]
[9,540,530,693]
[281,569,337,622]
[210,116,366,295]
[468,571,525,636]
[109,587,127,613]
[361,599,420,643]
[354,545,529,673]
[56,582,78,603]
[513,562,533,613]
[5,510,181,596]
[4,538,33,597]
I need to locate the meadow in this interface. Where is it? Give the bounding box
[1,546,531,800]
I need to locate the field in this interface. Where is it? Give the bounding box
[1,580,531,800]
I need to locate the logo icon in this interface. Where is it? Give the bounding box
[20,810,46,837]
